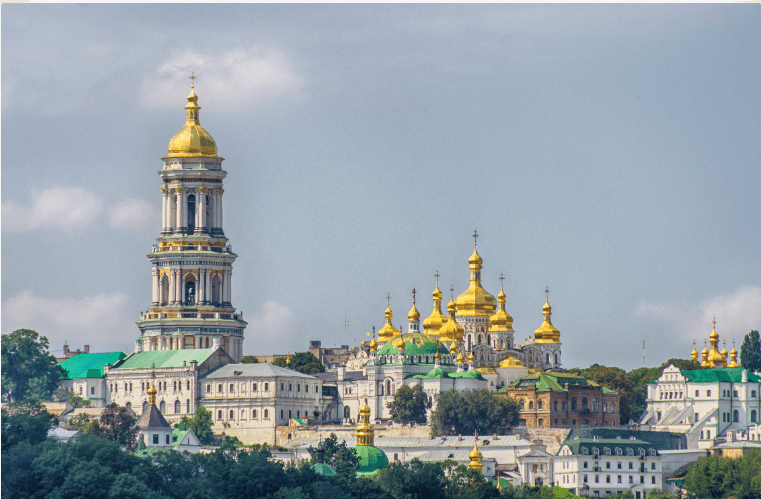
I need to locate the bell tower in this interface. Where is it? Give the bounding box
[136,78,247,361]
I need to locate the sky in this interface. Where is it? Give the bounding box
[2,4,760,371]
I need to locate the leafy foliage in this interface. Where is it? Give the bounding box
[273,352,326,375]
[683,452,761,499]
[306,432,360,477]
[430,389,519,436]
[376,459,447,499]
[1,398,57,449]
[179,406,214,444]
[52,387,93,408]
[77,403,139,451]
[68,413,98,434]
[386,385,431,426]
[740,330,761,372]
[1,329,65,403]
[625,358,702,421]
[240,355,260,363]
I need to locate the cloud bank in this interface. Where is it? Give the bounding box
[108,198,155,229]
[242,300,294,355]
[2,187,103,233]
[140,47,303,112]
[636,285,761,343]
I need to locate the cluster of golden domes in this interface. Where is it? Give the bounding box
[691,319,740,368]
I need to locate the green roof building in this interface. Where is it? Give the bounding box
[58,352,126,407]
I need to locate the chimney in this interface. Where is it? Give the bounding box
[84,345,90,354]
[135,339,143,353]
[727,431,734,443]
[337,366,345,382]
[742,370,748,383]
[213,336,221,350]
[63,344,70,356]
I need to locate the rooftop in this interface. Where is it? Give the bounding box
[59,351,126,379]
[681,367,760,383]
[200,363,318,379]
[113,349,216,370]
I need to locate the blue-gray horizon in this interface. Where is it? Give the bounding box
[2,4,760,371]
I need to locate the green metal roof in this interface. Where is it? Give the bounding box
[113,349,216,370]
[563,438,658,456]
[681,367,760,383]
[449,370,485,380]
[409,367,451,379]
[377,333,449,356]
[504,372,617,394]
[355,445,389,475]
[59,352,126,379]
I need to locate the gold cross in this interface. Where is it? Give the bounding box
[473,229,478,246]
[434,271,440,284]
[450,285,454,299]
[712,317,717,329]
[545,287,550,300]
[189,72,197,88]
[387,293,391,306]
[499,273,505,286]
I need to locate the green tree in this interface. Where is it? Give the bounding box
[240,355,260,363]
[1,398,57,448]
[1,329,65,402]
[52,387,93,408]
[68,413,97,434]
[89,403,139,451]
[430,389,519,436]
[179,406,214,444]
[387,384,431,426]
[740,330,761,372]
[376,459,447,499]
[306,433,360,477]
[273,351,326,374]
[626,358,702,421]
[569,364,633,424]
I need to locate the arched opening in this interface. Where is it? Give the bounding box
[125,402,131,410]
[546,353,550,364]
[733,410,739,422]
[142,401,148,414]
[187,194,196,234]
[752,410,757,423]
[555,353,559,364]
[386,380,391,395]
[344,406,350,419]
[174,400,181,414]
[185,279,196,306]
[159,401,166,414]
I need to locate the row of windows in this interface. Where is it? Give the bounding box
[215,408,314,421]
[206,382,318,395]
[694,389,757,398]
[579,461,657,471]
[110,380,190,394]
[581,447,656,457]
[582,475,657,485]
[518,399,616,414]
[722,410,758,423]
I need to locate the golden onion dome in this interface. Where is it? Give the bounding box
[498,355,526,368]
[456,352,465,364]
[377,305,400,342]
[700,342,710,367]
[423,283,447,335]
[534,298,561,344]
[468,350,475,363]
[468,433,483,472]
[147,383,158,405]
[439,299,465,343]
[728,342,740,368]
[449,341,458,354]
[489,283,514,332]
[691,346,698,362]
[369,336,378,352]
[455,243,497,317]
[166,86,219,158]
[356,398,375,446]
[408,301,421,322]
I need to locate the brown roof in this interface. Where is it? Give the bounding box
[136,404,171,430]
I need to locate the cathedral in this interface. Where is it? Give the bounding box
[372,234,563,371]
[135,81,247,362]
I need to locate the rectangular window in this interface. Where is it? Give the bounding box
[629,476,633,484]
[695,413,699,422]
[707,390,711,396]
[583,475,588,483]
[584,462,588,469]
[595,475,599,483]
[571,398,577,411]
[606,462,611,469]
[207,384,211,393]
[734,390,738,397]
[297,384,300,392]
[265,383,269,391]
[91,387,95,395]
[394,453,399,461]
[606,476,610,483]
[629,462,633,470]
[617,462,622,470]
[651,476,656,484]
[166,434,170,445]
[153,434,159,444]
[253,383,257,391]
[651,463,656,470]
[218,384,223,393]
[640,476,644,484]
[617,476,622,484]
[695,390,699,397]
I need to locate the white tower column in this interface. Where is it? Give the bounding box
[223,269,232,305]
[173,190,182,233]
[176,270,183,304]
[204,269,212,304]
[217,188,224,231]
[180,188,188,233]
[198,269,206,303]
[198,190,207,232]
[168,270,177,304]
[161,189,168,233]
[151,267,159,305]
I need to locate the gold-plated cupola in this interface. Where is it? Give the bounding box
[454,232,497,317]
[166,78,219,158]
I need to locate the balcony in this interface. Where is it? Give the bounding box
[140,310,243,321]
[152,243,233,253]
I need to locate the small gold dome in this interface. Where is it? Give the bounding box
[456,352,465,364]
[449,341,458,354]
[423,283,447,335]
[728,342,740,368]
[498,355,526,368]
[369,337,378,352]
[534,298,561,344]
[377,305,400,342]
[489,283,514,333]
[408,301,421,322]
[439,299,465,343]
[468,350,475,363]
[147,383,158,405]
[166,87,219,158]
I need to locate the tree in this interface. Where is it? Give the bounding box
[273,352,326,375]
[376,459,447,499]
[386,384,431,426]
[1,329,65,402]
[626,358,702,421]
[179,406,214,444]
[68,413,98,434]
[569,364,633,424]
[306,432,360,477]
[1,398,57,448]
[89,403,139,451]
[430,389,519,436]
[240,355,260,363]
[52,387,93,408]
[740,330,761,372]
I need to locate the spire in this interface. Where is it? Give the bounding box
[691,340,698,363]
[408,288,421,323]
[534,288,560,344]
[468,431,483,472]
[147,383,157,406]
[286,350,291,368]
[356,398,375,446]
[728,340,740,368]
[185,73,201,124]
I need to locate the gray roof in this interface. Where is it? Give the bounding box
[284,434,533,450]
[136,404,172,430]
[313,371,366,382]
[201,363,318,380]
[417,449,496,462]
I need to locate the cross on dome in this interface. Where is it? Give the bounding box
[412,288,416,304]
[434,271,440,284]
[189,72,197,89]
[473,229,478,247]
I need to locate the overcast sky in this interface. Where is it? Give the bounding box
[2,4,760,370]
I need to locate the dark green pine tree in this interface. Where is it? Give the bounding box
[740,330,761,372]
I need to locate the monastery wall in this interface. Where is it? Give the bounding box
[511,428,571,455]
[223,427,278,446]
[275,424,432,447]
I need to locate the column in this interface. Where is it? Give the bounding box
[152,267,159,305]
[173,190,182,233]
[224,269,232,305]
[197,336,203,349]
[204,270,212,305]
[176,270,183,305]
[198,269,206,303]
[217,188,224,232]
[168,270,176,304]
[180,188,188,234]
[198,190,207,232]
[161,189,168,234]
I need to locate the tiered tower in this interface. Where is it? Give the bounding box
[136,80,247,361]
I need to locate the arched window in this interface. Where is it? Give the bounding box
[627,448,634,456]
[230,410,234,420]
[604,447,611,456]
[610,403,615,414]
[593,447,599,458]
[174,400,181,414]
[752,390,757,398]
[264,409,269,418]
[733,410,739,422]
[129,383,132,392]
[649,449,657,457]
[142,382,145,391]
[639,449,645,458]
[529,401,534,410]
[125,402,132,410]
[185,279,196,306]
[616,448,622,456]
[173,381,177,391]
[187,380,190,390]
[752,410,757,423]
[218,410,222,420]
[555,353,558,364]
[538,401,543,410]
[344,406,351,419]
[124,382,128,392]
[546,353,550,364]
[187,194,196,234]
[211,274,222,305]
[253,409,257,419]
[186,399,190,413]
[142,401,148,414]
[519,400,525,410]
[159,401,166,414]
[160,274,170,305]
[386,380,391,395]
[581,447,589,455]
[241,410,246,420]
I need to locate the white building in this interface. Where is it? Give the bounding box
[135,82,247,362]
[57,352,126,407]
[638,364,761,449]
[198,363,324,444]
[554,438,663,499]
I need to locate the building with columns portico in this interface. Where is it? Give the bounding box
[135,82,247,361]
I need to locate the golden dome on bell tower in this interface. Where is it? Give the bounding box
[166,76,219,158]
[489,278,514,333]
[455,231,497,317]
